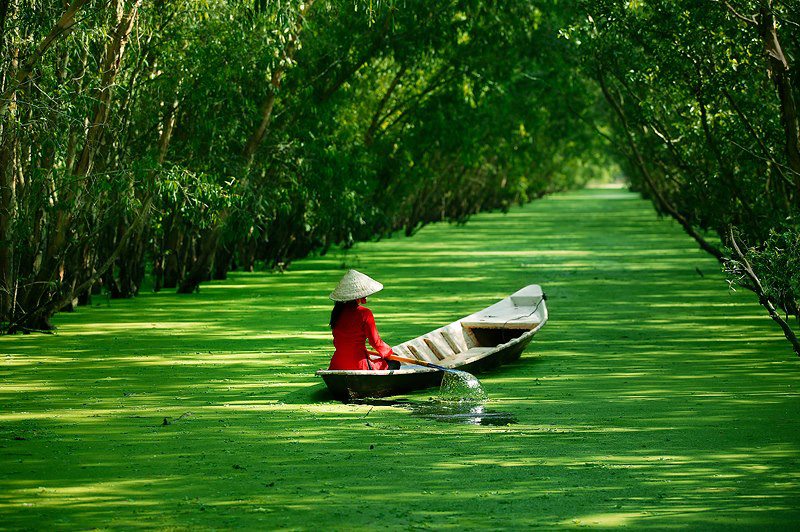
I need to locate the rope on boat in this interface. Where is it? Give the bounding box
[499,292,547,343]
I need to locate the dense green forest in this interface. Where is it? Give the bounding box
[0,0,798,355]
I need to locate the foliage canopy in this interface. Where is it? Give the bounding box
[0,0,798,353]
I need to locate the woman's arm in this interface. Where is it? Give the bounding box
[361,308,393,358]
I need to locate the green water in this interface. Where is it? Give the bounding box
[1,187,799,529]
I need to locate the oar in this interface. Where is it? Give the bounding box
[367,349,458,374]
[369,350,486,399]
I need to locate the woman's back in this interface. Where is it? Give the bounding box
[329,304,392,370]
[327,270,394,371]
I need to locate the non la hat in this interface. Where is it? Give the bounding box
[329,269,383,302]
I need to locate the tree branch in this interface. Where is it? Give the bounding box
[598,71,725,261]
[722,1,758,26]
[728,227,800,356]
[0,0,90,120]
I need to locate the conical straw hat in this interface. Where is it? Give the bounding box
[329,270,384,302]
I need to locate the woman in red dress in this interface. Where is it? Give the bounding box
[327,270,400,371]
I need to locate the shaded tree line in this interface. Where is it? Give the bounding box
[5,0,796,358]
[571,0,800,354]
[0,1,601,332]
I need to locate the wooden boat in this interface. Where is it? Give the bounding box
[316,284,548,400]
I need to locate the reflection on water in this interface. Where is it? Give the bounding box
[353,398,517,426]
[410,401,517,426]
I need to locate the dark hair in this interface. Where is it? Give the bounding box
[330,300,357,329]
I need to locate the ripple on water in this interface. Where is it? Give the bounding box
[348,370,516,425]
[354,398,517,426]
[409,401,517,426]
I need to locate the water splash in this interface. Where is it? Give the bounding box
[439,370,487,401]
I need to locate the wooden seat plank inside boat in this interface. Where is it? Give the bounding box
[442,346,494,367]
[423,336,450,360]
[407,341,437,362]
[441,330,464,354]
[393,344,413,358]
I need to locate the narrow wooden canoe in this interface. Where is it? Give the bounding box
[316,284,548,401]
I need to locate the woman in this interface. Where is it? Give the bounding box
[328,269,400,371]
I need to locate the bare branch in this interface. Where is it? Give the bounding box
[722,0,758,26]
[728,227,800,356]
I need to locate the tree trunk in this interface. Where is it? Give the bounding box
[0,28,17,325]
[242,233,257,272]
[757,2,800,195]
[365,64,406,146]
[241,68,283,169]
[161,216,183,288]
[118,227,147,297]
[153,255,163,292]
[73,1,142,178]
[241,0,315,169]
[213,245,231,280]
[0,131,15,324]
[0,0,9,48]
[7,2,143,332]
[27,0,141,314]
[177,228,222,294]
[0,0,90,120]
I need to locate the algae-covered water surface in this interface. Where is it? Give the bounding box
[2,188,799,529]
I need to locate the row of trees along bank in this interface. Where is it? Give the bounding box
[0,1,604,333]
[2,1,798,359]
[570,0,800,355]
